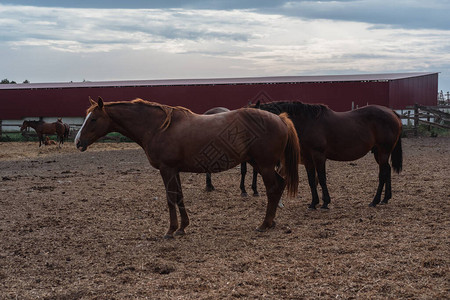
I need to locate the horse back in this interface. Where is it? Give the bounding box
[351,105,401,134]
[150,108,288,172]
[301,105,401,161]
[203,107,230,115]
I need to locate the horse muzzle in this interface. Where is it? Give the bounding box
[75,140,87,152]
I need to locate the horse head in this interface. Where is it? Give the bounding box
[75,97,111,152]
[20,121,29,131]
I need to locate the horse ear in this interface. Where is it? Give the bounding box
[97,97,104,109]
[255,100,261,108]
[89,96,96,106]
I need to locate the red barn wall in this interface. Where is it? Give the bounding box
[389,74,438,109]
[0,81,390,119]
[0,73,438,120]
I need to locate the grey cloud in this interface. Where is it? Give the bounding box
[5,1,449,30]
[262,0,450,31]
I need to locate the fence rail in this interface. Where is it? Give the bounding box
[0,122,127,142]
[401,104,450,136]
[2,104,449,139]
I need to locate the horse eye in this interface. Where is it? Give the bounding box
[91,118,97,122]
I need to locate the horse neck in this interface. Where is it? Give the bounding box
[27,121,41,129]
[260,102,321,126]
[105,104,167,144]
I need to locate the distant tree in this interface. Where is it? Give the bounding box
[23,79,29,83]
[0,79,17,84]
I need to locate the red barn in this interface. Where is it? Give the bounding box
[0,72,438,121]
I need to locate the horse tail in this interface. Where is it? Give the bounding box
[391,113,403,174]
[279,112,300,197]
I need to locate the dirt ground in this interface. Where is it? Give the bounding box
[0,138,448,299]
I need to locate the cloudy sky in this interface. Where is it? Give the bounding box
[1,0,450,92]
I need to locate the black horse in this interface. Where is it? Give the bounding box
[250,101,403,209]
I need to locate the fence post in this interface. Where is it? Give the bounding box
[414,103,419,136]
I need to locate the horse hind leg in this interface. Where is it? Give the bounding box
[381,164,392,204]
[256,169,285,232]
[370,157,391,207]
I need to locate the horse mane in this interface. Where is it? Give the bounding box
[25,120,44,125]
[87,98,193,131]
[256,101,328,119]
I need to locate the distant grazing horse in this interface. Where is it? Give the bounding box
[75,97,300,238]
[20,120,65,147]
[203,107,259,197]
[250,101,403,209]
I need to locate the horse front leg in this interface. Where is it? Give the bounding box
[251,168,259,196]
[256,169,285,232]
[240,162,248,197]
[174,173,189,236]
[205,172,214,191]
[316,160,331,209]
[160,168,187,238]
[305,163,320,209]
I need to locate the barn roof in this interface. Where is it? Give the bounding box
[0,72,437,90]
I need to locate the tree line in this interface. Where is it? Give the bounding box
[1,79,29,84]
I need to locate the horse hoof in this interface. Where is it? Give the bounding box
[255,226,266,232]
[320,205,329,210]
[255,221,276,232]
[253,192,260,197]
[307,205,317,210]
[205,187,214,192]
[368,202,377,208]
[163,234,174,239]
[381,200,388,205]
[174,229,185,236]
[241,192,249,197]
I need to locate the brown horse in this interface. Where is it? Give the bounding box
[75,97,300,238]
[203,106,259,196]
[251,101,403,209]
[20,120,65,147]
[57,118,71,140]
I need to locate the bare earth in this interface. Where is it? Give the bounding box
[0,138,448,299]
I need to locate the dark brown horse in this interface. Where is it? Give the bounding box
[203,106,259,196]
[20,120,66,147]
[75,97,300,238]
[251,101,403,209]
